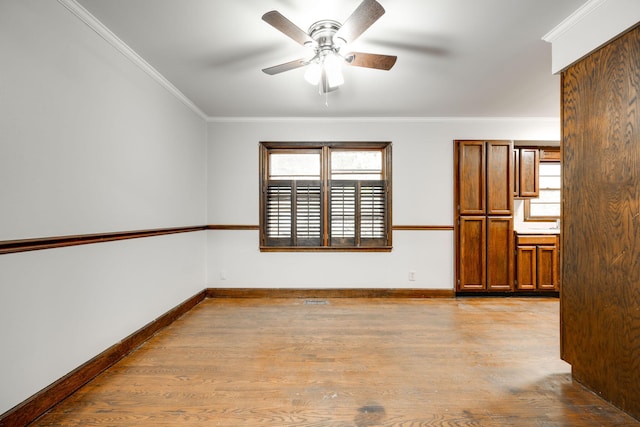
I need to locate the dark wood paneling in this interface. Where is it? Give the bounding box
[562,24,640,420]
[0,291,206,427]
[0,226,206,255]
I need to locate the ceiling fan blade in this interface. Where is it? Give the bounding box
[346,52,397,70]
[335,0,385,44]
[262,58,308,75]
[262,11,314,46]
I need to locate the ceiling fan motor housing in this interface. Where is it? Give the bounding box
[307,20,345,56]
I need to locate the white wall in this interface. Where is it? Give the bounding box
[544,0,640,73]
[0,0,565,415]
[0,0,207,413]
[206,118,560,289]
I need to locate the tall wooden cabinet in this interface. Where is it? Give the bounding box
[455,140,514,292]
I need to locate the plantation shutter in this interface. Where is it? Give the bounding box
[295,180,322,246]
[330,180,387,247]
[330,181,357,246]
[360,180,387,245]
[264,180,322,246]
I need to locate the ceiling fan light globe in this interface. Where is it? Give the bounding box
[304,62,322,85]
[324,53,345,87]
[327,69,344,88]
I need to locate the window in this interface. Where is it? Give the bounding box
[525,162,561,220]
[259,141,392,251]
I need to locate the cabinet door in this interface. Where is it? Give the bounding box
[537,245,558,290]
[519,148,539,197]
[516,246,537,290]
[458,141,486,215]
[458,216,486,291]
[487,216,514,291]
[540,148,560,161]
[512,148,520,197]
[487,141,513,215]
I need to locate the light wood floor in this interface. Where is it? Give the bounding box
[32,297,639,426]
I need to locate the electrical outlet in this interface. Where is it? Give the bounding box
[408,271,416,281]
[220,270,227,280]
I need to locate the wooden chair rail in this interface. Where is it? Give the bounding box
[0,226,206,255]
[0,225,454,255]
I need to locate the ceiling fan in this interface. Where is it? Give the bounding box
[261,0,397,94]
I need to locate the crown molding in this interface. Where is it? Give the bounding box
[542,0,608,42]
[55,0,564,124]
[206,116,560,124]
[57,0,208,121]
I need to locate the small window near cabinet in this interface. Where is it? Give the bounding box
[524,161,560,220]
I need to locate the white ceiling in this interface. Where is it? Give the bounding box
[74,0,586,119]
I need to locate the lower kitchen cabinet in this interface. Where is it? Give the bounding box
[515,234,559,291]
[458,216,514,292]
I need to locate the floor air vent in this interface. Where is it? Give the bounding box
[304,299,329,305]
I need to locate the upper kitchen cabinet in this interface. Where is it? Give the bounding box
[540,148,561,162]
[516,148,539,198]
[513,145,560,199]
[457,140,513,216]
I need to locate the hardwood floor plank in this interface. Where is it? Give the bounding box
[31,298,639,426]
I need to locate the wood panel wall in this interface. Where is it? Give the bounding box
[561,24,640,419]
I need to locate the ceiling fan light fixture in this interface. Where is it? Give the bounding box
[304,52,344,92]
[304,61,322,85]
[323,52,345,87]
[262,0,396,95]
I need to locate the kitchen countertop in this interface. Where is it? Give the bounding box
[514,228,560,235]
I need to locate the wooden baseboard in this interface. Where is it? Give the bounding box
[0,290,206,427]
[206,288,455,299]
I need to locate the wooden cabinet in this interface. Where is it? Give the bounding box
[458,140,513,215]
[456,140,514,292]
[515,234,559,291]
[513,147,539,198]
[540,148,560,162]
[487,142,513,215]
[487,216,514,291]
[459,216,485,290]
[512,148,519,197]
[458,141,486,215]
[459,216,514,291]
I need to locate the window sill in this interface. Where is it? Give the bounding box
[260,246,392,253]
